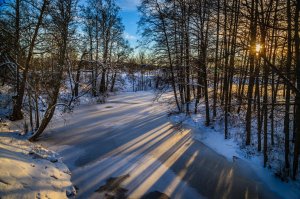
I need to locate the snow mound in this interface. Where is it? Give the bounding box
[0,132,76,199]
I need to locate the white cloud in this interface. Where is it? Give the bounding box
[117,0,141,11]
[124,32,137,40]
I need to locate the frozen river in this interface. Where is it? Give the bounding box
[40,91,281,199]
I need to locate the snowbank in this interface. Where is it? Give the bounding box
[0,131,76,199]
[170,113,300,199]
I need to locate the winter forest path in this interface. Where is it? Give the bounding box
[39,91,281,199]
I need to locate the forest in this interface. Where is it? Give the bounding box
[1,0,136,137]
[1,0,300,198]
[138,0,300,180]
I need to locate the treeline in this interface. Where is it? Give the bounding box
[138,0,300,179]
[0,0,132,140]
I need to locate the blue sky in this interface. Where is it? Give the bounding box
[0,0,140,49]
[116,0,141,48]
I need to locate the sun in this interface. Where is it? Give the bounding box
[256,44,262,53]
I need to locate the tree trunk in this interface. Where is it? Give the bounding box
[293,0,300,179]
[10,0,49,121]
[245,0,258,145]
[284,0,292,174]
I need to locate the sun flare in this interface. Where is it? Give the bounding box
[256,44,262,53]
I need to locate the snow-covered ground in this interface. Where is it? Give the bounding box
[1,74,299,199]
[0,125,76,198]
[170,105,300,199]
